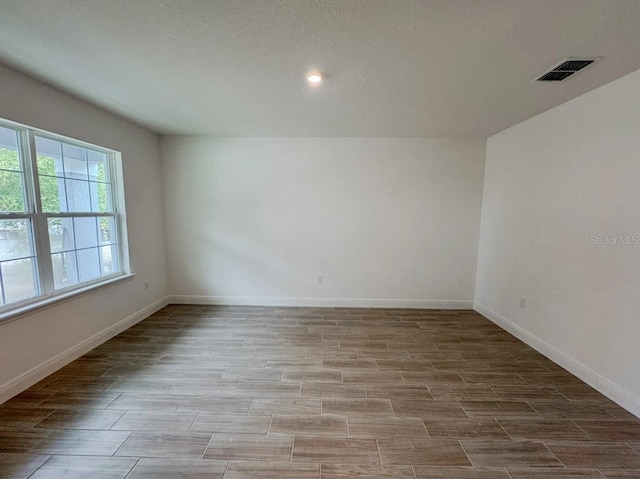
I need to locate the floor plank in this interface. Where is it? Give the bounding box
[0,453,50,479]
[224,461,319,478]
[27,456,136,479]
[377,438,471,466]
[126,458,227,479]
[291,437,380,464]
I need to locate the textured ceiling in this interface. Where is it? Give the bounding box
[1,0,640,137]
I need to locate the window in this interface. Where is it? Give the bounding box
[0,118,129,316]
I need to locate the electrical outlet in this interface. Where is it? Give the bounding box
[519,298,526,308]
[318,275,323,284]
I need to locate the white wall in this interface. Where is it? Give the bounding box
[0,63,168,401]
[161,137,485,308]
[475,68,640,415]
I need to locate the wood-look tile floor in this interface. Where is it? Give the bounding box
[1,305,640,478]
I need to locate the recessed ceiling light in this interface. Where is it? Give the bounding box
[307,72,323,84]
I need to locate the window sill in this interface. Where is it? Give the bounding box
[0,273,136,326]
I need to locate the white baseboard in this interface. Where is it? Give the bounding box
[169,295,473,310]
[0,295,171,405]
[474,302,640,418]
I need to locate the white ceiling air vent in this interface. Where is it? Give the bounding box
[533,57,601,82]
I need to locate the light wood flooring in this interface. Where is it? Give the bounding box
[1,305,640,478]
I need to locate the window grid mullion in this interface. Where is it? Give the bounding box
[0,213,36,219]
[43,212,115,218]
[73,250,80,286]
[25,129,55,296]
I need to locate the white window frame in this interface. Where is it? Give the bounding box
[0,117,132,321]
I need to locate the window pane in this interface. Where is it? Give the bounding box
[48,217,75,253]
[52,252,78,289]
[62,143,88,180]
[74,217,98,250]
[0,219,33,261]
[1,258,37,304]
[100,244,119,275]
[0,170,26,212]
[87,150,108,182]
[98,217,117,244]
[39,175,67,212]
[77,247,100,282]
[35,136,63,177]
[65,178,91,212]
[90,181,112,212]
[0,125,21,171]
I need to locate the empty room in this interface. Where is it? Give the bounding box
[1,1,640,478]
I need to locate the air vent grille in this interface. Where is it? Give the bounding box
[534,57,600,82]
[554,60,594,72]
[537,71,575,82]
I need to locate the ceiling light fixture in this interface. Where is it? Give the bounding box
[306,72,323,84]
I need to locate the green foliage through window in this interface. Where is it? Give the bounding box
[0,148,25,213]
